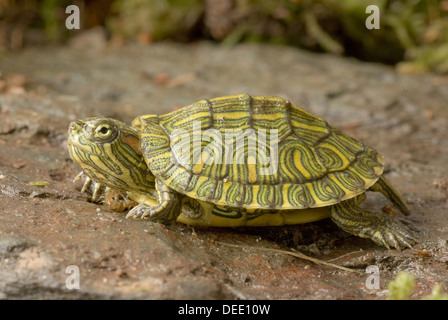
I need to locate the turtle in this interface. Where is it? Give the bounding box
[67,94,416,250]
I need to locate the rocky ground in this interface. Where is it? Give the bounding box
[0,41,447,299]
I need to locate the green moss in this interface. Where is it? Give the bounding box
[388,272,448,300]
[387,272,416,300]
[422,285,448,300]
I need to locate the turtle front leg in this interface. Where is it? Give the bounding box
[329,195,417,250]
[126,179,181,224]
[75,171,138,211]
[74,171,103,202]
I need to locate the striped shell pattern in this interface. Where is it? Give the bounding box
[136,94,383,210]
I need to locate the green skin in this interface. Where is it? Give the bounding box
[67,117,417,250]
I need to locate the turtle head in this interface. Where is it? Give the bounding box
[67,117,155,193]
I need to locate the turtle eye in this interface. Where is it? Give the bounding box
[94,123,113,139]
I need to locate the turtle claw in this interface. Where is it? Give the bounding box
[361,225,417,251]
[74,171,104,203]
[91,182,102,202]
[126,203,166,221]
[74,171,91,194]
[126,204,155,220]
[125,201,180,225]
[330,198,418,250]
[73,171,84,183]
[379,217,417,250]
[125,179,181,224]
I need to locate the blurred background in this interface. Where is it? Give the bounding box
[1,0,448,74]
[1,1,448,300]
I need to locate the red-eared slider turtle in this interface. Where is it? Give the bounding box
[67,94,416,249]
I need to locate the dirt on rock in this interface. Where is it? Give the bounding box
[0,42,447,299]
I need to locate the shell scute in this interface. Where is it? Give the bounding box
[141,95,383,209]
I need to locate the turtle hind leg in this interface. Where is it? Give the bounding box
[329,196,417,250]
[369,175,410,216]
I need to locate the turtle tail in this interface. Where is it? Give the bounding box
[369,175,410,216]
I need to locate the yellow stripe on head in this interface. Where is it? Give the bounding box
[67,117,155,194]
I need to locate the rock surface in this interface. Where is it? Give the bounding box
[0,42,447,299]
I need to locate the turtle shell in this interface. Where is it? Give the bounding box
[136,94,383,210]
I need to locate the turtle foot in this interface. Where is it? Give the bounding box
[330,197,417,250]
[74,171,104,203]
[126,202,179,224]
